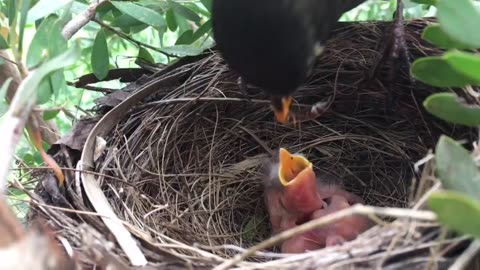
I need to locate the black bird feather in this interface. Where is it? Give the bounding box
[211,0,364,97]
[211,0,409,123]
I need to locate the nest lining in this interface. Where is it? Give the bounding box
[28,18,478,269]
[94,19,472,261]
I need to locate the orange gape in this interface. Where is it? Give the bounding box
[263,148,373,253]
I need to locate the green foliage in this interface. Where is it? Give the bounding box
[21,44,81,108]
[422,24,474,50]
[424,93,480,126]
[411,0,436,5]
[25,13,69,104]
[411,0,480,242]
[42,109,61,120]
[429,136,480,238]
[167,0,201,22]
[0,33,8,49]
[137,47,155,64]
[443,50,480,82]
[411,0,480,126]
[27,15,58,68]
[27,0,73,23]
[160,44,203,56]
[0,78,12,116]
[111,1,166,28]
[435,136,480,197]
[437,0,480,48]
[428,191,480,238]
[411,56,480,87]
[91,29,109,80]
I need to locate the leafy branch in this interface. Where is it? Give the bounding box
[410,0,480,249]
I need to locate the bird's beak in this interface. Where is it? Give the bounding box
[278,148,312,186]
[271,96,292,124]
[278,148,322,213]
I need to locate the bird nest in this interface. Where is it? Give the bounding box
[24,18,478,269]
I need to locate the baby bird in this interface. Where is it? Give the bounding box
[263,148,373,253]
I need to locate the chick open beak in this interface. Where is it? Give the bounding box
[278,148,312,186]
[271,96,292,124]
[278,148,322,213]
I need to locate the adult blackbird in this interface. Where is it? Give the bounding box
[212,0,408,124]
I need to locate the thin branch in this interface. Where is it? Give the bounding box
[62,0,108,40]
[92,18,178,58]
[67,81,115,93]
[0,54,19,65]
[213,204,437,270]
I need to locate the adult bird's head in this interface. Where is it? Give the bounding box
[211,0,320,123]
[211,0,364,124]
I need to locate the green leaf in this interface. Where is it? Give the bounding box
[37,77,53,104]
[43,109,61,120]
[173,10,190,33]
[425,93,480,126]
[422,24,475,50]
[165,8,178,31]
[48,20,68,58]
[48,20,67,100]
[443,50,480,82]
[183,2,211,18]
[27,0,73,23]
[435,135,480,198]
[200,0,212,13]
[16,44,80,112]
[28,16,68,103]
[175,30,193,45]
[0,33,8,49]
[411,0,437,5]
[18,0,32,54]
[192,19,212,42]
[111,1,165,28]
[167,0,201,22]
[8,1,17,28]
[26,15,57,68]
[0,78,12,116]
[95,1,115,18]
[0,78,12,100]
[437,0,480,48]
[137,47,155,64]
[49,70,66,100]
[411,56,480,87]
[22,153,35,166]
[160,45,203,56]
[110,14,144,28]
[91,29,110,80]
[57,0,74,25]
[428,191,480,238]
[130,24,149,34]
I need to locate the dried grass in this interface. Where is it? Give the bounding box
[24,18,479,269]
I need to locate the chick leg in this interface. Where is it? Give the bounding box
[26,119,65,188]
